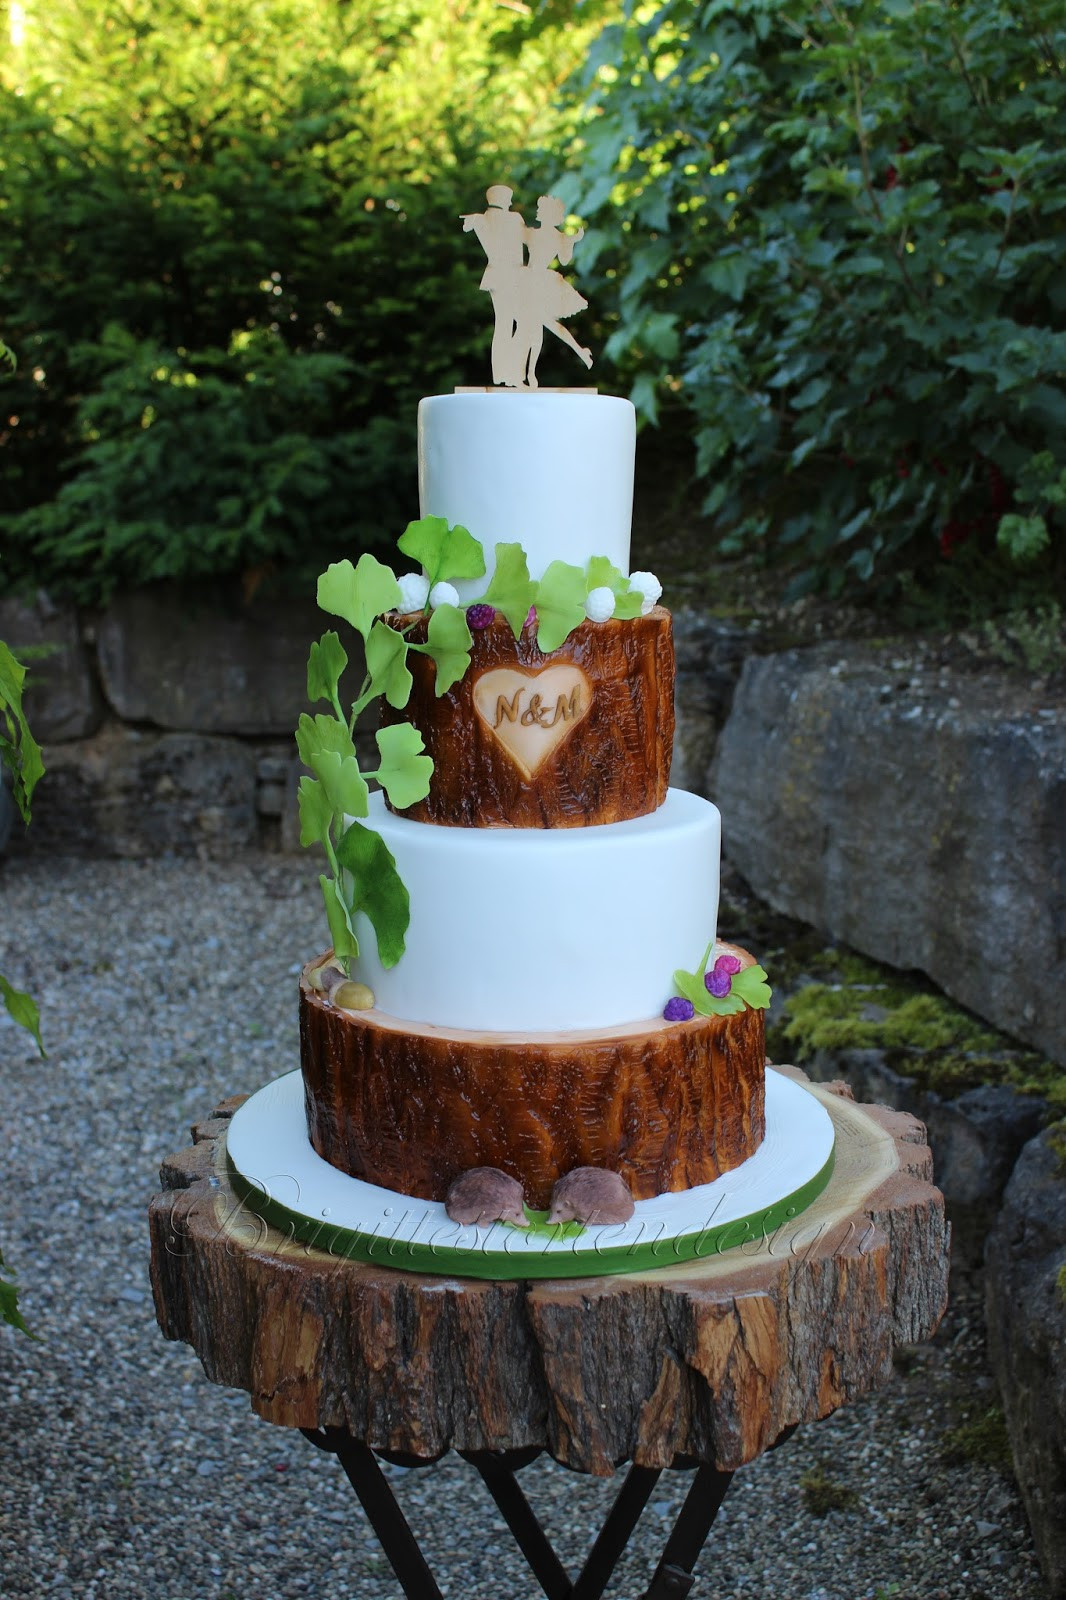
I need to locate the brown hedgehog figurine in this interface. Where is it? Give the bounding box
[445,1168,529,1229]
[548,1167,635,1226]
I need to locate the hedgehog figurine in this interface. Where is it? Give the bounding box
[445,1167,529,1229]
[548,1167,635,1226]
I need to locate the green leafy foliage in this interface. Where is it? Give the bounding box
[476,543,538,637]
[306,632,349,710]
[534,561,589,652]
[0,641,45,1062]
[0,632,43,1337]
[335,820,411,971]
[371,724,433,810]
[0,1246,31,1336]
[0,642,45,825]
[0,973,43,1057]
[398,517,486,589]
[0,0,601,603]
[673,943,772,1017]
[318,558,403,642]
[308,749,371,820]
[584,555,645,618]
[364,621,414,711]
[559,0,1066,606]
[411,604,474,696]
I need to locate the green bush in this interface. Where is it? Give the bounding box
[0,0,601,601]
[557,0,1066,608]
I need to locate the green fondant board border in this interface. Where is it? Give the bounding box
[224,1068,836,1281]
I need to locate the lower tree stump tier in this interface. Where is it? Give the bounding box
[149,1070,950,1476]
[299,954,765,1209]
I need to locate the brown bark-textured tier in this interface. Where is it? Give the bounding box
[380,607,674,827]
[299,952,765,1210]
[149,1071,950,1474]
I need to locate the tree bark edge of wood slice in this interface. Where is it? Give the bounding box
[149,1071,950,1476]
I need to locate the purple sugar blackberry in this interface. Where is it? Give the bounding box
[713,952,743,976]
[663,996,695,1022]
[705,969,732,999]
[466,604,496,630]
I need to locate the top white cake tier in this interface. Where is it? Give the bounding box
[417,392,636,596]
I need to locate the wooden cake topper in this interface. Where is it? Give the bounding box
[462,185,594,390]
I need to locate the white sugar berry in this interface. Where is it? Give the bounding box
[428,580,460,610]
[584,585,616,623]
[628,570,663,615]
[396,572,430,613]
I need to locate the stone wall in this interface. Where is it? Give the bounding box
[5,587,1063,1065]
[1,585,344,857]
[712,642,1066,1064]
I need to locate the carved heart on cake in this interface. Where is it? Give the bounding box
[473,665,592,780]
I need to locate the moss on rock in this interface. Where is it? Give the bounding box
[765,946,1065,1116]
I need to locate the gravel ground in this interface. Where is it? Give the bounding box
[0,854,1050,1600]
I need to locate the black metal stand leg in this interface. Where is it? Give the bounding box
[569,1464,663,1600]
[300,1430,794,1600]
[302,1429,445,1600]
[639,1464,735,1600]
[465,1452,572,1600]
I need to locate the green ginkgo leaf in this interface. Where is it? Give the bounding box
[365,620,413,709]
[613,588,645,620]
[297,775,334,850]
[317,554,402,640]
[310,748,370,819]
[306,631,348,705]
[397,516,486,587]
[411,603,473,696]
[336,819,411,969]
[533,560,587,652]
[372,723,434,809]
[296,711,355,768]
[731,965,773,1010]
[476,543,537,637]
[585,555,629,596]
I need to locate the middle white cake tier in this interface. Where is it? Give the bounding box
[350,788,721,1032]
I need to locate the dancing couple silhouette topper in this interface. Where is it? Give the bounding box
[461,185,594,390]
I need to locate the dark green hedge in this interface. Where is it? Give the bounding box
[0,0,598,602]
[556,0,1066,609]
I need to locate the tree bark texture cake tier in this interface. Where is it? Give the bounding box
[380,606,674,828]
[301,952,765,1210]
[296,389,777,1233]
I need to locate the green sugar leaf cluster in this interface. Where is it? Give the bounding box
[299,571,432,971]
[398,516,485,588]
[477,543,537,637]
[673,942,773,1019]
[532,558,645,651]
[300,512,666,968]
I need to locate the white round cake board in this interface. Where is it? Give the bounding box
[225,1067,836,1281]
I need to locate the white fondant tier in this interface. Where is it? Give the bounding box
[417,393,635,597]
[350,788,721,1032]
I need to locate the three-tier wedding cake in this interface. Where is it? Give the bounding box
[225,193,835,1275]
[298,390,768,1214]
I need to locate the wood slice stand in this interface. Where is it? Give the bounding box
[149,1069,949,1600]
